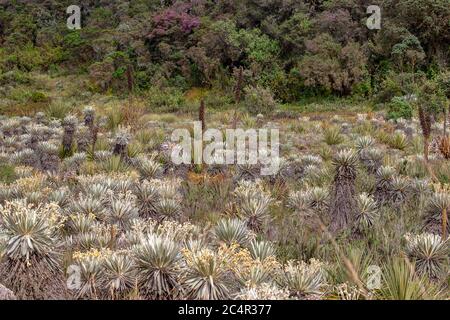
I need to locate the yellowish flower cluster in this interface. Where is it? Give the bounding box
[128,218,200,242]
[43,202,67,229]
[182,243,280,282]
[90,222,116,238]
[105,189,137,202]
[14,173,46,193]
[432,182,450,193]
[182,246,223,271]
[218,243,278,276]
[73,248,113,262]
[153,220,200,241]
[233,179,269,197]
[0,201,65,230]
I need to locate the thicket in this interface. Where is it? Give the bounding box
[0,0,449,107]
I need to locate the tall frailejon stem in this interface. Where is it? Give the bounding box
[199,99,206,131]
[62,115,78,156]
[83,106,95,129]
[83,106,97,149]
[329,149,358,234]
[417,104,438,181]
[113,128,131,160]
[418,105,432,162]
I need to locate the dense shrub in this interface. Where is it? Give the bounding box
[387,97,413,120]
[243,86,277,115]
[297,34,367,95]
[0,0,448,102]
[146,87,186,112]
[0,70,32,86]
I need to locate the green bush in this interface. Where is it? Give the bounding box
[437,71,450,98]
[375,71,409,103]
[0,70,32,86]
[0,164,16,184]
[4,44,64,72]
[387,97,413,120]
[30,91,49,103]
[203,90,233,110]
[243,85,277,115]
[146,87,185,112]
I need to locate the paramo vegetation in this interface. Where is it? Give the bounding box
[0,0,449,301]
[0,107,449,300]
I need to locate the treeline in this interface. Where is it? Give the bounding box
[0,0,449,105]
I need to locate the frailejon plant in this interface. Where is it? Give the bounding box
[101,252,137,299]
[374,166,396,204]
[213,218,253,247]
[0,201,68,299]
[133,233,181,299]
[104,191,139,230]
[404,233,448,279]
[133,155,162,180]
[354,193,379,233]
[277,259,326,298]
[329,149,358,234]
[233,180,273,232]
[424,191,450,236]
[182,247,230,300]
[359,148,383,174]
[248,240,276,262]
[62,115,78,157]
[77,125,91,153]
[112,127,131,160]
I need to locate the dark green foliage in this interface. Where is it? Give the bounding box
[0,0,448,103]
[0,164,16,184]
[243,85,277,115]
[30,91,49,103]
[387,97,413,120]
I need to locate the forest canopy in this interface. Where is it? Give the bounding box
[0,0,449,104]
